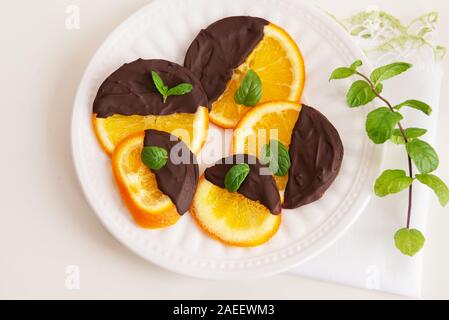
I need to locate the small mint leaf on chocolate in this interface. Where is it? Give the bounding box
[141,146,168,170]
[152,71,168,96]
[224,164,250,193]
[234,69,262,107]
[166,83,193,97]
[260,140,291,176]
[151,70,192,103]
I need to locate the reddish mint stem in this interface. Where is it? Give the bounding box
[356,72,413,228]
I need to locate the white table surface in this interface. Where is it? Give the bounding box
[1,0,448,299]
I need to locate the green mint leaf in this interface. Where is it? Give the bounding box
[374,170,413,197]
[394,228,425,257]
[390,127,427,145]
[141,146,168,170]
[350,60,363,70]
[365,107,403,144]
[166,83,193,97]
[390,133,405,145]
[406,139,439,174]
[394,99,432,116]
[260,140,291,177]
[403,127,428,139]
[375,82,383,94]
[416,174,449,206]
[329,67,355,81]
[151,71,168,98]
[346,80,377,107]
[224,163,250,193]
[370,62,412,84]
[234,69,262,107]
[151,70,192,103]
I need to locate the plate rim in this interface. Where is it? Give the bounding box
[71,0,385,280]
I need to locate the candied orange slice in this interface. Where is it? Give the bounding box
[93,106,208,155]
[232,101,302,191]
[191,177,281,247]
[112,133,180,228]
[210,24,305,128]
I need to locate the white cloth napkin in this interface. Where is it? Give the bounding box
[289,9,445,298]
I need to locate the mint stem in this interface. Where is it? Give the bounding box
[356,72,414,229]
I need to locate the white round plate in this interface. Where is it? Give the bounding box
[72,0,382,279]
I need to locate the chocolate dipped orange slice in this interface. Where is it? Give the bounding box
[112,130,198,228]
[93,59,209,155]
[233,101,344,209]
[191,155,281,247]
[184,16,305,128]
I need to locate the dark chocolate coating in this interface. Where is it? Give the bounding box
[283,105,344,209]
[93,59,209,118]
[184,16,269,104]
[204,154,281,215]
[144,129,199,215]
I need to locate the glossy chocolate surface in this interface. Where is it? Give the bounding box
[94,59,209,118]
[283,105,344,209]
[184,16,268,104]
[144,129,199,214]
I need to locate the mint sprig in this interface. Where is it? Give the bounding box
[234,69,263,107]
[330,60,449,256]
[151,71,193,103]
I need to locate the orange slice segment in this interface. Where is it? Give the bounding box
[93,106,209,155]
[210,23,305,128]
[191,176,281,247]
[112,132,180,228]
[232,101,302,191]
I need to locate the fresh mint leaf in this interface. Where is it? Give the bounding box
[370,62,412,84]
[394,228,425,257]
[346,80,382,107]
[350,60,363,70]
[416,174,449,206]
[329,67,355,81]
[224,163,250,193]
[374,170,413,197]
[151,70,192,103]
[234,69,262,107]
[166,83,193,97]
[406,139,439,174]
[394,99,432,116]
[390,127,427,145]
[260,140,291,177]
[390,134,405,145]
[151,71,168,96]
[366,107,403,144]
[141,146,168,170]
